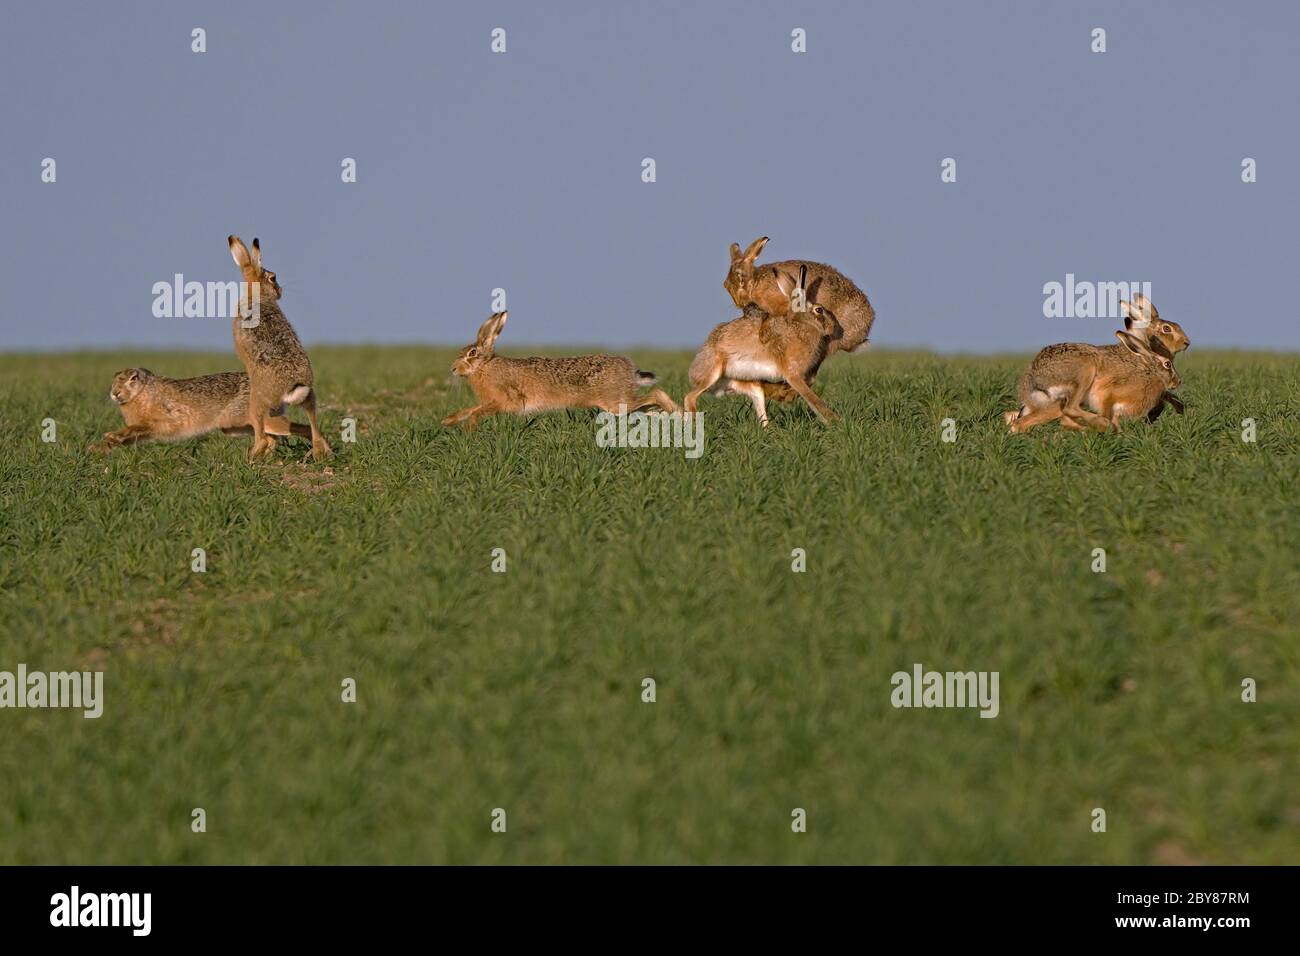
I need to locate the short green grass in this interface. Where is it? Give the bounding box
[1,347,1296,864]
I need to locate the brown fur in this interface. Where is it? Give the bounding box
[723,236,876,357]
[1007,332,1181,433]
[228,235,331,462]
[685,266,838,425]
[89,368,312,453]
[1006,295,1190,428]
[441,312,677,430]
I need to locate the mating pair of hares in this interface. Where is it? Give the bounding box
[1006,294,1189,433]
[686,236,878,425]
[441,311,677,430]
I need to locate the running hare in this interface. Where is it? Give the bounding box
[1005,295,1189,428]
[90,368,311,453]
[1008,331,1181,433]
[441,311,677,430]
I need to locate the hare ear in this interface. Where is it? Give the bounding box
[774,270,795,298]
[742,236,769,263]
[1121,300,1150,329]
[1148,336,1173,360]
[1115,330,1147,354]
[799,264,808,290]
[228,235,251,269]
[729,242,742,262]
[477,311,506,349]
[251,238,262,268]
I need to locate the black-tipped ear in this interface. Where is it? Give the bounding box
[251,238,262,267]
[729,242,742,262]
[1123,316,1134,330]
[1149,337,1173,359]
[799,264,807,290]
[742,236,769,262]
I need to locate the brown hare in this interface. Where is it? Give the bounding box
[441,311,677,430]
[1117,293,1189,419]
[1005,295,1189,429]
[724,236,876,355]
[1008,331,1181,433]
[90,368,312,453]
[228,235,332,463]
[685,265,839,426]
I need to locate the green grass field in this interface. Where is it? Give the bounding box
[1,347,1296,864]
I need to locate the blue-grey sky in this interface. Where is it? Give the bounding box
[2,1,1296,353]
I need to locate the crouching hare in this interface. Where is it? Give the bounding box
[1005,294,1189,430]
[441,311,677,430]
[1008,331,1181,433]
[90,368,312,453]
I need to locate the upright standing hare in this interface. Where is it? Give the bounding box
[228,236,331,462]
[685,265,839,425]
[441,311,677,430]
[90,367,312,453]
[1008,331,1181,433]
[1005,294,1190,428]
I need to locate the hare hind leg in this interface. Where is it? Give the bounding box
[1008,392,1066,433]
[300,390,332,461]
[684,356,724,414]
[1060,398,1112,432]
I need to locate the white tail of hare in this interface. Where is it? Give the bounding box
[228,235,332,462]
[685,266,839,426]
[441,311,677,431]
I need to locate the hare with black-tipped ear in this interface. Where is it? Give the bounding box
[227,235,332,462]
[89,368,312,453]
[724,236,876,354]
[1004,294,1189,429]
[1007,331,1180,434]
[1120,294,1189,419]
[1064,331,1182,431]
[685,265,839,426]
[441,311,677,431]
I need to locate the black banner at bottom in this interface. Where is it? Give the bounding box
[0,865,1289,942]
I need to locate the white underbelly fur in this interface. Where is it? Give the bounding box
[724,358,783,382]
